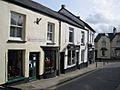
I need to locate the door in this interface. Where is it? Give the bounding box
[60,52,65,74]
[29,52,39,80]
[76,51,79,68]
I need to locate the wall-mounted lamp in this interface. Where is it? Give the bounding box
[34,18,42,25]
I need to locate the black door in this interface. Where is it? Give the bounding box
[60,52,65,74]
[29,52,39,80]
[76,52,79,68]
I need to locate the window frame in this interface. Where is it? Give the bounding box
[47,22,55,43]
[9,11,25,41]
[69,27,74,43]
[81,31,85,45]
[67,49,76,66]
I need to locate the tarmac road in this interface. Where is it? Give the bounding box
[52,62,120,90]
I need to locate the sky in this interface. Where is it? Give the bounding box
[33,0,120,33]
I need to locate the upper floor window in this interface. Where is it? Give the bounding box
[69,27,74,43]
[47,22,55,43]
[81,31,85,44]
[102,40,106,47]
[10,11,25,40]
[116,41,120,47]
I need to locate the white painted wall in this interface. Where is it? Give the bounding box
[0,1,59,84]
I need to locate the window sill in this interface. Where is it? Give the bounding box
[7,40,26,43]
[81,43,85,46]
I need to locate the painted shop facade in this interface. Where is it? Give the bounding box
[0,0,95,85]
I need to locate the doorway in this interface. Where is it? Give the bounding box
[29,52,39,80]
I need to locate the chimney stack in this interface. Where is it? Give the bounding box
[61,5,65,8]
[113,27,117,34]
[77,16,80,19]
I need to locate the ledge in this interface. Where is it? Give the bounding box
[7,40,26,43]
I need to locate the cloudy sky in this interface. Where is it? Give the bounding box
[33,0,120,33]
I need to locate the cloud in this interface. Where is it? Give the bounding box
[86,13,111,24]
[86,0,120,33]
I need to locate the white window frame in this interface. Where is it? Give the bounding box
[47,22,55,43]
[81,31,85,44]
[67,49,76,66]
[9,11,25,41]
[69,27,74,44]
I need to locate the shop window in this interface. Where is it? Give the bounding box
[67,50,75,65]
[10,11,25,41]
[44,50,56,74]
[8,50,23,80]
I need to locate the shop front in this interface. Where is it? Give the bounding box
[8,50,25,83]
[41,47,59,78]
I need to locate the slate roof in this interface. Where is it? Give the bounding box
[58,7,95,32]
[95,33,105,42]
[4,0,84,29]
[58,7,85,28]
[95,33,114,42]
[82,21,95,32]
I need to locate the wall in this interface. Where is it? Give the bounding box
[0,1,59,84]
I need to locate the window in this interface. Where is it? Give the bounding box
[81,50,85,61]
[10,11,25,40]
[67,50,75,65]
[101,51,105,56]
[115,50,120,57]
[116,41,120,47]
[102,40,106,47]
[44,50,56,74]
[8,50,24,80]
[47,22,55,43]
[69,27,74,43]
[81,31,85,44]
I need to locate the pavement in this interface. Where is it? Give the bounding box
[8,62,111,90]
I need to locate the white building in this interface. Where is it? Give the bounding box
[58,5,88,73]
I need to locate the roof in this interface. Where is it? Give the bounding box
[82,21,95,32]
[95,33,105,42]
[58,6,85,29]
[95,33,115,42]
[4,0,84,29]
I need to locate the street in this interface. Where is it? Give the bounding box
[51,62,120,90]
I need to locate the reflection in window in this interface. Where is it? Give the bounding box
[10,11,25,39]
[44,50,56,74]
[8,50,23,80]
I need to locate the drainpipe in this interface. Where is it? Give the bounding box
[57,21,61,76]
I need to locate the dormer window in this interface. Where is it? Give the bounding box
[69,27,74,43]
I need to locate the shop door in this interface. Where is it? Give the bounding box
[76,52,79,68]
[29,52,39,80]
